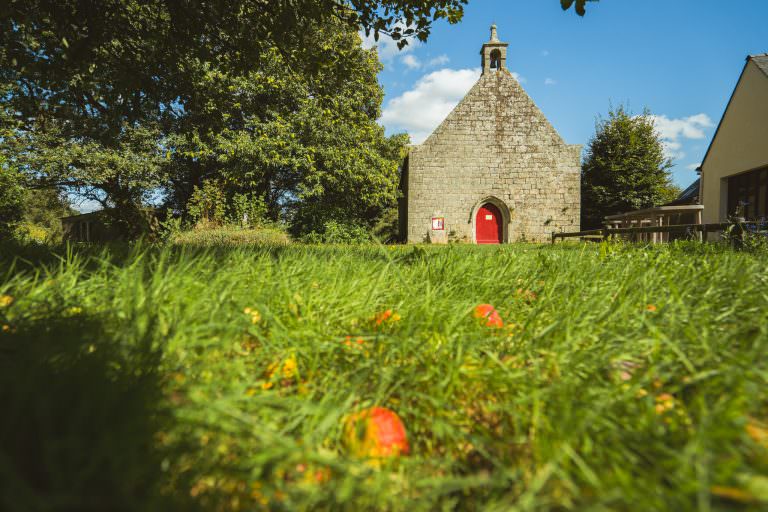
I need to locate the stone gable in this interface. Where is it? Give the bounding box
[400,30,581,244]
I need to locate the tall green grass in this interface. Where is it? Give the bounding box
[1,242,767,511]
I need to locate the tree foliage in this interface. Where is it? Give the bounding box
[163,23,409,234]
[0,167,26,238]
[0,1,425,236]
[581,106,680,229]
[1,1,593,239]
[561,0,599,16]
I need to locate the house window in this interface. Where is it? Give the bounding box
[727,167,768,220]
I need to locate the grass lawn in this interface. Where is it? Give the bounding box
[1,241,768,511]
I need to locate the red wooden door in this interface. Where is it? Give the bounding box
[475,203,502,244]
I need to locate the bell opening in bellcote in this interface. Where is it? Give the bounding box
[490,49,502,71]
[481,24,509,75]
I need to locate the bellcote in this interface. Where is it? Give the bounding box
[481,24,509,75]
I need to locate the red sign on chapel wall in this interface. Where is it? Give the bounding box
[431,217,445,230]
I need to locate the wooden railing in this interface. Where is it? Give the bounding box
[552,222,736,244]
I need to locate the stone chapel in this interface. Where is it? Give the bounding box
[399,25,581,243]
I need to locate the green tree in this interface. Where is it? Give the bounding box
[161,19,409,234]
[1,1,592,239]
[0,95,27,239]
[1,1,451,237]
[0,167,26,239]
[581,106,680,229]
[19,188,77,239]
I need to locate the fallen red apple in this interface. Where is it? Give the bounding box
[344,407,410,458]
[473,303,504,328]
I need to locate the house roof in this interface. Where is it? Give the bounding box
[664,178,700,206]
[61,210,107,222]
[697,54,768,173]
[61,207,160,222]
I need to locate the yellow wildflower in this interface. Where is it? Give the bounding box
[281,355,297,379]
[0,295,13,308]
[654,393,675,414]
[244,307,261,324]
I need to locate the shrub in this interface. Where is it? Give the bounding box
[170,225,290,246]
[301,220,373,244]
[229,192,268,229]
[187,180,227,227]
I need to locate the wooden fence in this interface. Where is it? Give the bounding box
[552,222,738,244]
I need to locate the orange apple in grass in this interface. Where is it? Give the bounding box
[344,407,410,459]
[473,304,503,329]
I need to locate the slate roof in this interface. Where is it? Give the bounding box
[751,54,768,78]
[664,178,700,206]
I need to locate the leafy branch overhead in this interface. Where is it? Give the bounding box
[341,0,597,48]
[561,0,599,16]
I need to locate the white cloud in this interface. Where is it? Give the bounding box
[401,54,421,70]
[381,68,481,144]
[360,28,419,62]
[428,54,450,67]
[663,141,685,160]
[648,113,714,161]
[511,72,526,83]
[651,114,713,141]
[544,78,557,86]
[686,162,702,171]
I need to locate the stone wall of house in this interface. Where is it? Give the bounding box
[403,69,581,243]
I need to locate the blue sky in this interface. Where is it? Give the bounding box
[365,0,768,188]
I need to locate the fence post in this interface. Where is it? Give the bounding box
[551,231,556,244]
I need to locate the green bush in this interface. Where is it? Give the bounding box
[187,180,227,227]
[170,225,290,246]
[229,192,268,229]
[302,220,373,244]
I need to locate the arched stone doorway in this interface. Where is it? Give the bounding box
[471,197,510,244]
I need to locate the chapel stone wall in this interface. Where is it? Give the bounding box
[404,70,581,243]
